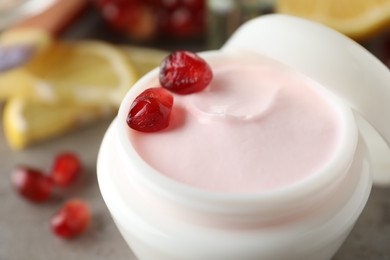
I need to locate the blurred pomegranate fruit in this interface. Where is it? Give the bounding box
[97,0,206,41]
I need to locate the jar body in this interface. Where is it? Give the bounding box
[97,118,371,260]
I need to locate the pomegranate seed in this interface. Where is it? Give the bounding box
[97,0,206,40]
[98,0,157,40]
[159,50,212,94]
[157,1,205,38]
[182,0,205,10]
[161,0,180,10]
[169,8,198,38]
[11,166,54,203]
[127,87,173,132]
[51,199,91,239]
[50,153,82,187]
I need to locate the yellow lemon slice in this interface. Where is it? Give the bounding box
[0,36,169,149]
[276,0,390,39]
[3,97,115,150]
[0,28,52,51]
[26,41,137,106]
[0,69,35,100]
[0,40,137,107]
[0,29,52,100]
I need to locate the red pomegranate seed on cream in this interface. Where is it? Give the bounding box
[127,87,173,132]
[159,50,212,94]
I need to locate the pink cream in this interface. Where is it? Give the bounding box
[129,54,343,193]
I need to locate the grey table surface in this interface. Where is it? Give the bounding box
[1,7,390,260]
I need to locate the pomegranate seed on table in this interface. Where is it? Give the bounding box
[127,87,174,132]
[50,152,82,187]
[50,199,91,239]
[159,50,213,94]
[11,166,54,203]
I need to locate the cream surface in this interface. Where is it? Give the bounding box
[129,53,342,193]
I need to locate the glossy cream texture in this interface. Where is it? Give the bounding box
[129,54,343,193]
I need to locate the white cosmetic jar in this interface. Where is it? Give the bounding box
[97,15,390,260]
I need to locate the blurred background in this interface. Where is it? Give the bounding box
[0,0,390,259]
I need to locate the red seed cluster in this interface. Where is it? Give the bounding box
[11,152,90,239]
[127,50,212,133]
[97,0,205,40]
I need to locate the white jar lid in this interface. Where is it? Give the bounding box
[223,14,390,185]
